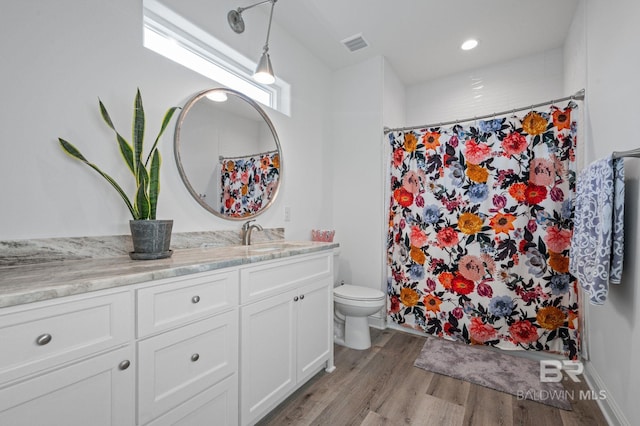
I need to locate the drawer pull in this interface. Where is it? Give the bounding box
[191,353,200,362]
[36,334,52,346]
[192,295,201,304]
[300,294,305,300]
[118,360,131,370]
[293,296,299,302]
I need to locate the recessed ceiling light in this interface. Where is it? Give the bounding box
[461,39,478,51]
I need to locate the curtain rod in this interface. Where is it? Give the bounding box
[383,89,585,135]
[219,149,278,162]
[612,148,640,159]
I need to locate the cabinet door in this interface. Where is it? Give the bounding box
[0,345,135,426]
[240,290,296,426]
[296,279,332,383]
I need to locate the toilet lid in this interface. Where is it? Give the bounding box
[334,284,385,301]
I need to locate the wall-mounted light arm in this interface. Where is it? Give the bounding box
[253,0,276,84]
[228,0,277,85]
[235,0,272,16]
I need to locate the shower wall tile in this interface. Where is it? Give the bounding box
[405,48,564,127]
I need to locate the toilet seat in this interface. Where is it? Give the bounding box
[334,284,385,301]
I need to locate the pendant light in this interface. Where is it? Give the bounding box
[227,0,278,85]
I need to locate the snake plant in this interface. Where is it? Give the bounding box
[59,89,179,220]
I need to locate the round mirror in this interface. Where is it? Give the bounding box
[174,88,282,220]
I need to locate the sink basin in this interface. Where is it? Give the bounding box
[247,246,282,253]
[244,242,302,253]
[198,241,313,256]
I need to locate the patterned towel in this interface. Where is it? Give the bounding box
[569,155,625,305]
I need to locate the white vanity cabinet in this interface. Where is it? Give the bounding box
[239,252,334,426]
[136,269,239,426]
[0,290,135,426]
[0,245,336,426]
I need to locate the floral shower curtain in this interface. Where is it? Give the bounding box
[220,151,280,217]
[387,102,580,359]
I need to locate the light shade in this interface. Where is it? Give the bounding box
[253,51,275,84]
[461,39,479,50]
[206,91,228,102]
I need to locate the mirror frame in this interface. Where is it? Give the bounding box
[173,88,283,221]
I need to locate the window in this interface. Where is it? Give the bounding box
[143,0,291,116]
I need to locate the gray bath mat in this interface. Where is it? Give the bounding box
[413,337,572,410]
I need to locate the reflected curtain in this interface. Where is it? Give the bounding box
[219,151,280,217]
[387,102,580,359]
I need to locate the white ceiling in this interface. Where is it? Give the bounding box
[271,0,580,85]
[159,0,580,86]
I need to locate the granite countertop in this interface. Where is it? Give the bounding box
[0,241,338,309]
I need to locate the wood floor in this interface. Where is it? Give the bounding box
[258,329,608,426]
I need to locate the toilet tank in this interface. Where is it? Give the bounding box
[333,248,341,287]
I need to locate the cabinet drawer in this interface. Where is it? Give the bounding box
[145,375,238,426]
[240,253,332,304]
[138,310,238,425]
[0,290,132,385]
[137,269,238,337]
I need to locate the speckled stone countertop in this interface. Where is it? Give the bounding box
[0,241,338,309]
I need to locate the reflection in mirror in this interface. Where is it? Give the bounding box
[174,88,282,220]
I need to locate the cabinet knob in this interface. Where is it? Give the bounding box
[191,353,200,362]
[293,296,299,302]
[118,360,131,370]
[36,334,52,346]
[192,295,201,304]
[300,294,305,300]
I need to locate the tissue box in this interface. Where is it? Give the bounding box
[311,229,335,242]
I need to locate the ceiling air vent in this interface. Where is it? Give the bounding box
[341,33,369,52]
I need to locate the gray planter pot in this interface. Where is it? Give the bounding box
[129,219,173,260]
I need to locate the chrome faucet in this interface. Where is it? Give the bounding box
[241,220,263,245]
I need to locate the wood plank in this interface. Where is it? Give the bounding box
[512,398,560,426]
[425,374,470,407]
[258,330,394,425]
[558,374,609,426]
[360,411,396,426]
[409,393,465,426]
[308,332,424,425]
[463,384,513,426]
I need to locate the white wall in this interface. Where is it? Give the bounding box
[330,56,385,293]
[0,0,331,241]
[406,48,566,126]
[383,59,406,130]
[564,1,640,424]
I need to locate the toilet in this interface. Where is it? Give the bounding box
[333,250,386,350]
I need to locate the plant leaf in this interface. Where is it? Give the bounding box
[145,106,180,167]
[133,89,145,182]
[99,99,135,176]
[135,177,150,220]
[149,149,161,220]
[58,138,138,219]
[135,163,150,219]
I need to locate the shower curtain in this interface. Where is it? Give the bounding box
[220,151,280,217]
[387,102,579,359]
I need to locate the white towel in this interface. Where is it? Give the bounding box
[569,155,625,305]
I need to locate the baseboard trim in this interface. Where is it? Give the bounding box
[583,361,629,426]
[368,314,386,330]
